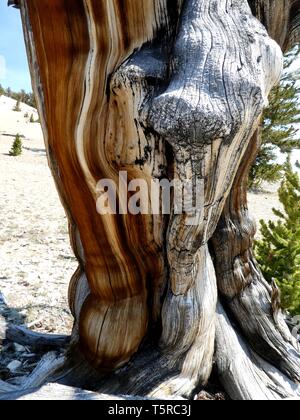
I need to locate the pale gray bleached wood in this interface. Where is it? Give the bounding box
[10,0,300,401]
[4,325,70,351]
[0,354,161,400]
[0,380,18,394]
[0,353,65,399]
[216,302,300,401]
[105,0,275,396]
[145,0,281,397]
[211,129,300,386]
[0,383,132,401]
[21,352,66,390]
[64,0,286,399]
[249,0,300,51]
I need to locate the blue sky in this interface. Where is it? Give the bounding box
[0,2,32,92]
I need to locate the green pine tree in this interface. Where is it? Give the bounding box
[255,161,300,315]
[9,134,23,157]
[249,46,300,189]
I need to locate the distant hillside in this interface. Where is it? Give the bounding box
[0,85,36,108]
[0,95,41,141]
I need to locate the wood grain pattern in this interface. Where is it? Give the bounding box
[3,325,70,351]
[14,0,300,400]
[20,0,183,370]
[212,129,300,387]
[249,0,300,50]
[216,302,300,400]
[146,0,282,395]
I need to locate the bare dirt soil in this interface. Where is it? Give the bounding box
[0,97,76,381]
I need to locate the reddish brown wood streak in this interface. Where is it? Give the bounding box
[21,0,290,373]
[12,0,300,400]
[24,0,174,368]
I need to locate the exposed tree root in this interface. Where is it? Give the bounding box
[2,0,299,401]
[4,325,70,351]
[216,303,300,400]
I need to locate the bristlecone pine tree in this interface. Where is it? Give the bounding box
[256,161,300,315]
[3,0,300,401]
[249,46,300,189]
[9,133,22,157]
[0,84,36,107]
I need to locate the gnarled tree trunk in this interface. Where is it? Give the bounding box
[5,0,300,400]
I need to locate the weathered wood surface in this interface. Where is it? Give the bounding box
[0,352,156,400]
[216,302,300,400]
[249,0,300,51]
[0,353,65,399]
[3,325,70,351]
[212,129,300,383]
[0,380,18,394]
[0,383,125,401]
[8,0,300,400]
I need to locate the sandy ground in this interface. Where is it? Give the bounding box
[0,96,76,342]
[0,95,283,380]
[248,183,283,237]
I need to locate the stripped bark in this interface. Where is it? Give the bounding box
[216,302,300,400]
[0,380,17,394]
[249,0,300,51]
[6,0,300,400]
[211,130,300,383]
[0,353,65,398]
[4,325,70,351]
